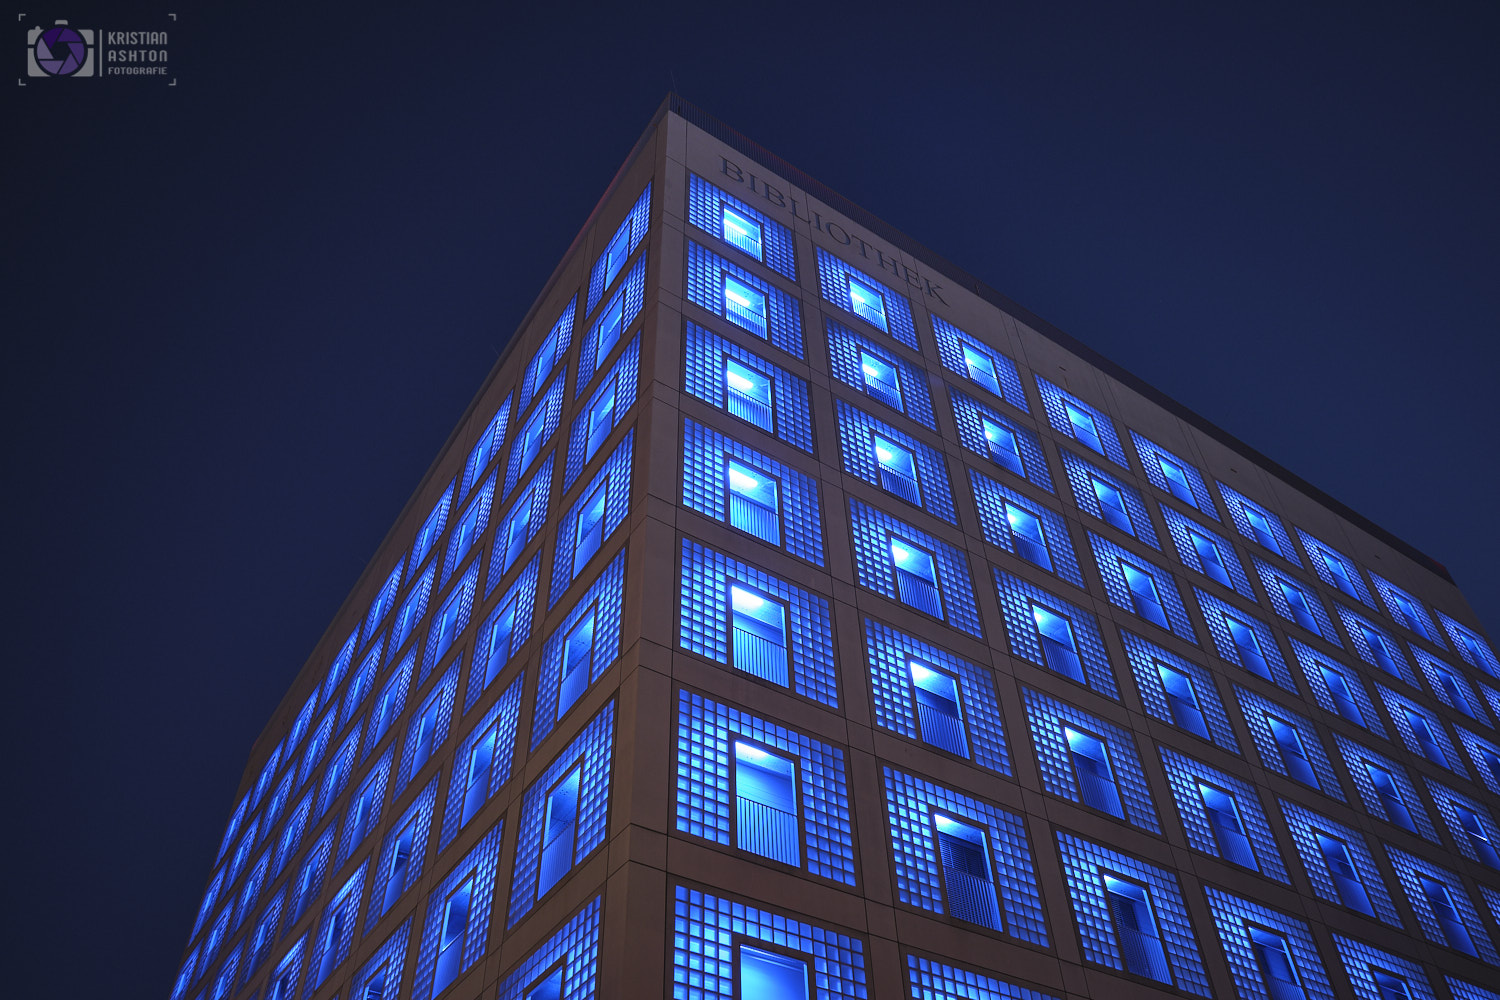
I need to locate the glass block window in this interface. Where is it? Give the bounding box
[441,671,524,850]
[299,709,337,788]
[320,629,360,709]
[410,822,504,1000]
[1385,848,1497,960]
[195,871,225,945]
[337,745,392,868]
[949,387,1054,491]
[1158,745,1288,880]
[836,399,953,523]
[565,333,640,492]
[930,315,1026,410]
[261,934,306,1000]
[678,539,837,707]
[1377,685,1467,776]
[848,499,981,637]
[683,322,813,452]
[1216,483,1301,566]
[684,417,825,560]
[394,658,460,796]
[410,482,453,574]
[272,792,312,878]
[1236,687,1344,799]
[423,559,480,682]
[306,860,366,992]
[826,317,936,429]
[863,618,1009,772]
[549,431,631,607]
[170,946,199,1000]
[1086,533,1196,640]
[1333,935,1437,1000]
[1337,604,1419,684]
[364,650,414,762]
[349,918,411,1000]
[1450,979,1500,1000]
[1457,727,1500,795]
[1290,638,1386,737]
[1035,377,1127,467]
[199,904,231,980]
[1159,505,1253,597]
[1251,557,1341,645]
[242,887,285,984]
[1295,529,1374,606]
[687,173,796,278]
[1120,629,1238,750]
[1128,432,1217,517]
[669,884,868,1000]
[1331,733,1437,839]
[687,241,802,358]
[215,797,248,869]
[1369,572,1443,646]
[286,825,335,928]
[340,640,385,731]
[505,374,566,498]
[497,895,602,1000]
[995,571,1117,697]
[364,560,404,651]
[467,555,540,713]
[1414,648,1490,723]
[520,299,577,415]
[881,766,1047,943]
[388,562,436,665]
[1278,797,1401,924]
[1059,450,1160,548]
[533,549,626,749]
[442,470,496,587]
[1196,589,1298,693]
[905,955,1058,1000]
[1202,888,1336,1000]
[489,459,552,598]
[585,182,651,316]
[509,700,615,927]
[1426,779,1500,870]
[675,690,855,884]
[1054,832,1210,994]
[969,469,1081,586]
[461,397,512,506]
[209,942,241,1000]
[1438,611,1500,677]
[816,247,917,347]
[315,722,363,819]
[365,775,440,931]
[1023,687,1159,830]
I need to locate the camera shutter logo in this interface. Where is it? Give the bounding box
[28,21,95,77]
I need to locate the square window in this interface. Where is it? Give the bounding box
[572,483,608,576]
[890,537,943,618]
[738,944,809,1000]
[873,435,921,506]
[723,275,768,338]
[584,381,616,462]
[1005,504,1052,571]
[909,661,969,757]
[859,351,903,410]
[594,295,625,364]
[1064,402,1104,453]
[726,458,781,544]
[1158,457,1194,504]
[961,345,1002,396]
[730,584,790,687]
[602,227,630,290]
[982,418,1024,476]
[538,767,581,897]
[724,358,774,430]
[733,740,800,866]
[721,205,763,259]
[1033,605,1085,682]
[847,276,888,331]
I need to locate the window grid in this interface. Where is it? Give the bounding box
[520,302,576,416]
[1236,687,1345,800]
[1369,572,1445,647]
[1330,733,1438,839]
[460,400,512,509]
[410,484,453,574]
[534,549,627,749]
[1457,727,1500,795]
[928,315,1027,408]
[467,554,540,712]
[1054,832,1210,994]
[441,472,496,589]
[298,709,337,789]
[677,539,838,707]
[882,766,1047,942]
[1385,847,1498,961]
[1119,629,1240,750]
[321,629,361,709]
[488,457,552,599]
[1377,685,1469,777]
[1035,377,1127,466]
[1196,588,1299,693]
[1438,611,1500,677]
[949,388,1054,492]
[836,399,954,524]
[423,559,480,682]
[340,639,385,732]
[826,317,936,429]
[969,469,1083,587]
[564,333,641,492]
[505,374,567,498]
[1159,504,1254,597]
[496,896,602,1000]
[1023,687,1160,831]
[995,571,1118,698]
[1426,778,1500,869]
[1202,887,1337,1000]
[1448,978,1500,1000]
[674,690,855,884]
[686,241,802,358]
[1158,745,1289,881]
[364,774,440,932]
[315,722,363,820]
[682,322,813,452]
[864,618,1011,775]
[440,671,524,850]
[816,247,918,348]
[550,430,633,606]
[1059,450,1160,548]
[1086,533,1197,640]
[684,417,825,561]
[905,955,1058,1000]
[1216,483,1302,566]
[687,173,797,278]
[509,700,615,927]
[669,884,868,1000]
[363,649,415,763]
[349,918,412,1000]
[1290,638,1387,737]
[305,861,367,992]
[394,657,460,795]
[1296,529,1376,607]
[1414,648,1492,724]
[337,745,393,868]
[1337,604,1420,685]
[1128,432,1218,517]
[848,499,982,637]
[585,182,651,315]
[1251,556,1342,646]
[1277,797,1402,924]
[386,562,436,668]
[1332,935,1438,1000]
[409,821,505,1000]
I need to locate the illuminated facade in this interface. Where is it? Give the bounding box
[171,96,1500,1000]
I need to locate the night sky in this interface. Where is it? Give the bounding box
[8,4,1499,997]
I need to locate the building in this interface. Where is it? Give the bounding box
[169,95,1500,1000]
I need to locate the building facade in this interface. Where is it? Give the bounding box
[169,96,1500,1000]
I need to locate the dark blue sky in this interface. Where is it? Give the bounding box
[8,3,1498,997]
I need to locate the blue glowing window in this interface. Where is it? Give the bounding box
[495,896,600,1000]
[338,746,391,867]
[364,559,405,642]
[1387,847,1497,960]
[442,672,523,849]
[506,375,565,497]
[1447,978,1500,1000]
[1439,611,1500,677]
[1378,685,1465,775]
[1427,780,1500,870]
[1120,629,1238,749]
[686,323,812,450]
[1203,888,1337,1000]
[592,301,624,379]
[882,767,1048,942]
[864,619,1011,774]
[1336,604,1417,682]
[411,484,453,571]
[321,629,360,708]
[1250,557,1339,645]
[827,317,934,426]
[1202,786,1258,870]
[308,861,366,992]
[931,315,1027,410]
[859,349,903,410]
[579,254,646,398]
[1280,798,1400,922]
[1370,573,1441,645]
[549,431,631,606]
[425,561,478,682]
[870,434,918,505]
[738,945,808,1000]
[1332,936,1438,1000]
[520,300,575,414]
[215,798,247,868]
[969,469,1082,586]
[670,886,867,1000]
[816,247,917,347]
[316,723,362,819]
[688,243,803,357]
[683,418,823,563]
[1291,640,1382,735]
[1035,377,1126,466]
[1055,833,1208,993]
[1418,652,1484,721]
[440,471,494,586]
[508,701,614,927]
[1196,588,1296,691]
[585,183,649,316]
[533,549,625,748]
[732,740,801,867]
[491,458,551,591]
[366,775,438,927]
[461,398,511,504]
[1217,483,1300,566]
[389,562,436,662]
[725,358,773,428]
[470,558,538,709]
[688,174,796,278]
[1008,506,1051,571]
[565,333,639,492]
[1060,450,1159,548]
[349,919,411,1000]
[890,536,943,619]
[1161,663,1210,738]
[1458,727,1500,794]
[986,419,1024,474]
[678,539,837,706]
[996,571,1116,696]
[949,388,1052,490]
[395,659,459,795]
[1159,745,1288,880]
[410,823,503,1000]
[849,499,982,636]
[364,651,413,762]
[904,956,1059,1000]
[1025,687,1159,831]
[1087,534,1196,640]
[1331,733,1436,838]
[299,710,336,788]
[263,936,306,1000]
[1159,458,1193,505]
[340,641,383,731]
[1159,504,1251,596]
[1235,688,1342,797]
[836,399,953,523]
[288,826,335,926]
[1295,529,1373,605]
